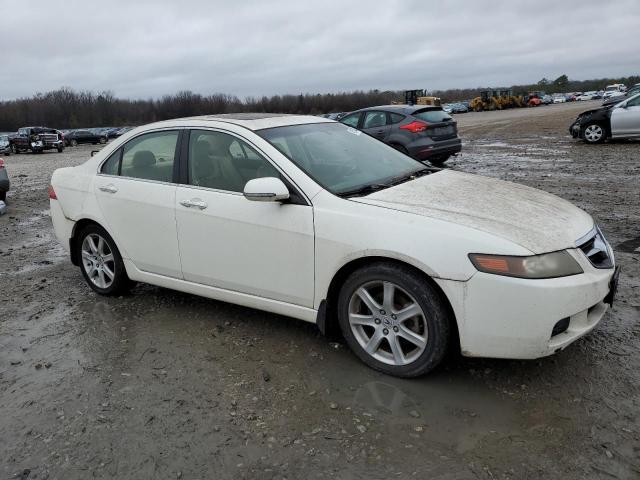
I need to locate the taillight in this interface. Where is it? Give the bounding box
[400,121,428,133]
[48,185,57,200]
[0,158,4,168]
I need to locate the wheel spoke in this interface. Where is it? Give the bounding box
[97,270,107,288]
[103,264,115,280]
[349,313,375,327]
[356,287,381,314]
[398,325,427,349]
[81,250,92,260]
[102,253,114,263]
[88,236,98,254]
[365,329,385,354]
[97,236,105,255]
[388,335,406,364]
[395,303,421,322]
[382,282,395,312]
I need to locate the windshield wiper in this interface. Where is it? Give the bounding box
[386,167,432,187]
[336,183,390,198]
[337,168,432,198]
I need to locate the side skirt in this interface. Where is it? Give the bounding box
[123,259,318,324]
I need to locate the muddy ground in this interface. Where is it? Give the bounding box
[1,101,639,480]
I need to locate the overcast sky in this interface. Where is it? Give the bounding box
[2,0,638,100]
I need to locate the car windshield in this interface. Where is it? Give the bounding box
[257,122,428,196]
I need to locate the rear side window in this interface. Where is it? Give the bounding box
[413,109,452,123]
[120,131,179,182]
[101,149,121,175]
[389,113,405,124]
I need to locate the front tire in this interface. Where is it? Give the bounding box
[99,137,107,144]
[582,123,606,144]
[337,262,450,377]
[70,139,78,147]
[77,224,133,296]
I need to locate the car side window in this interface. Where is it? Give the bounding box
[188,130,280,193]
[120,131,179,182]
[340,113,361,128]
[626,96,640,107]
[363,111,388,129]
[389,113,405,124]
[101,149,121,175]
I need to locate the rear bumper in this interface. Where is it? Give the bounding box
[50,199,75,254]
[436,253,615,359]
[407,137,462,160]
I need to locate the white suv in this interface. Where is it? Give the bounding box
[50,114,618,377]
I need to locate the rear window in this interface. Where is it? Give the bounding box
[413,109,452,123]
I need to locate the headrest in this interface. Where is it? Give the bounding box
[132,150,156,167]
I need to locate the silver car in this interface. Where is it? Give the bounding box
[570,93,640,143]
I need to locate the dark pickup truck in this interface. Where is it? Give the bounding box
[10,127,65,154]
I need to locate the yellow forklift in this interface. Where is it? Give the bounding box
[398,89,442,107]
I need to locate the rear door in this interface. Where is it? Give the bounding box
[94,129,183,278]
[610,95,640,137]
[361,110,391,141]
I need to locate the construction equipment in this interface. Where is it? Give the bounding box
[470,89,524,112]
[400,89,441,107]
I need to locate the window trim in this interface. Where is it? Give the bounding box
[180,127,311,206]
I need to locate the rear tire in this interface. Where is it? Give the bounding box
[77,224,134,296]
[337,262,450,377]
[582,123,606,144]
[99,137,107,144]
[0,191,6,201]
[428,155,449,167]
[70,139,78,147]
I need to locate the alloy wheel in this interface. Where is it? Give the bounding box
[81,233,115,289]
[348,281,428,366]
[584,124,603,142]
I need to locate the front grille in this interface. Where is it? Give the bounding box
[577,227,613,269]
[41,133,59,142]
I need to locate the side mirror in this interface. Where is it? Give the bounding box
[243,177,290,202]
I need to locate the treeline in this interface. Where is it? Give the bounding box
[0,73,637,131]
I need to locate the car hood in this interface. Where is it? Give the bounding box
[352,170,593,254]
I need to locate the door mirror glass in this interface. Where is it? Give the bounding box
[243,177,290,202]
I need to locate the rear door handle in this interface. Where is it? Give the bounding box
[99,184,118,194]
[180,199,208,210]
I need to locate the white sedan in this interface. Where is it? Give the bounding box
[50,114,618,377]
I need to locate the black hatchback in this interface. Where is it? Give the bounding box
[340,105,462,165]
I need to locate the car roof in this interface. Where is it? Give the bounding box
[351,105,442,115]
[150,113,335,131]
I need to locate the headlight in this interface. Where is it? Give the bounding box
[468,251,583,279]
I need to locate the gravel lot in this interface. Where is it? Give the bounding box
[1,101,639,479]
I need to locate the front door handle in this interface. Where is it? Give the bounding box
[180,199,208,210]
[99,184,118,194]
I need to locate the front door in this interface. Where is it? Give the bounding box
[611,95,640,137]
[175,129,315,307]
[94,129,183,278]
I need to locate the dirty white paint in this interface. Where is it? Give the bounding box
[354,170,594,254]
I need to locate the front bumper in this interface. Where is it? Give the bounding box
[436,249,616,359]
[569,121,581,138]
